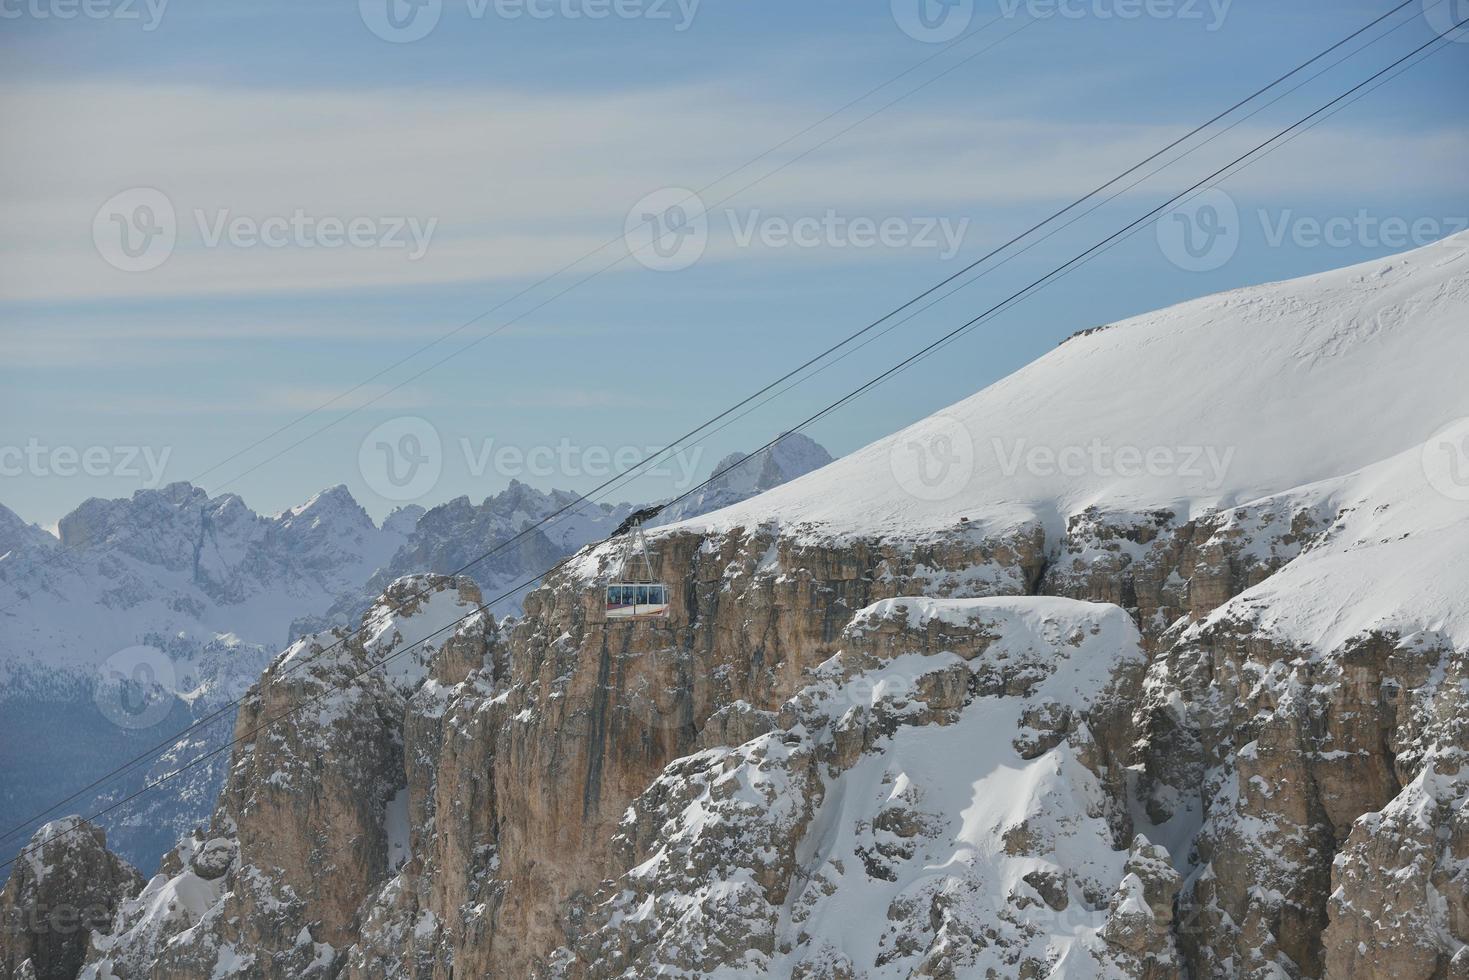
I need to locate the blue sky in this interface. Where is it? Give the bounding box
[2,0,1466,526]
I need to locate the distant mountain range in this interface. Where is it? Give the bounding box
[0,436,834,870]
[26,235,1468,980]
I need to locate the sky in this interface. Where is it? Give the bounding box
[1,0,1466,528]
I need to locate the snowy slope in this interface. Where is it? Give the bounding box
[1196,441,1469,652]
[558,235,1469,979]
[678,233,1469,544]
[0,504,55,559]
[777,598,1147,978]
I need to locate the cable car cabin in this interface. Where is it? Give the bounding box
[604,583,669,620]
[602,522,670,621]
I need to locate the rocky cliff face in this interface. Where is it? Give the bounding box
[5,238,1465,979]
[307,436,837,633]
[0,819,140,980]
[70,574,494,980]
[51,481,1466,979]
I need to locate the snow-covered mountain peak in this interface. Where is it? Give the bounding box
[709,431,835,493]
[768,429,833,469]
[55,482,206,555]
[0,482,418,866]
[652,431,834,526]
[0,501,55,557]
[277,483,373,529]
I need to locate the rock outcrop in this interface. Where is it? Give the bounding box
[51,473,1468,980]
[0,819,140,980]
[5,236,1460,979]
[562,595,1148,978]
[78,575,495,980]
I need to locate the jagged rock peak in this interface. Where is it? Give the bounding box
[275,483,375,530]
[0,818,141,980]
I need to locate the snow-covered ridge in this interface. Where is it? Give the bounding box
[1195,441,1469,651]
[677,232,1469,543]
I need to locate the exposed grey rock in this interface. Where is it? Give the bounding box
[0,818,141,980]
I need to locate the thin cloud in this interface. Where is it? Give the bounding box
[2,81,1464,304]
